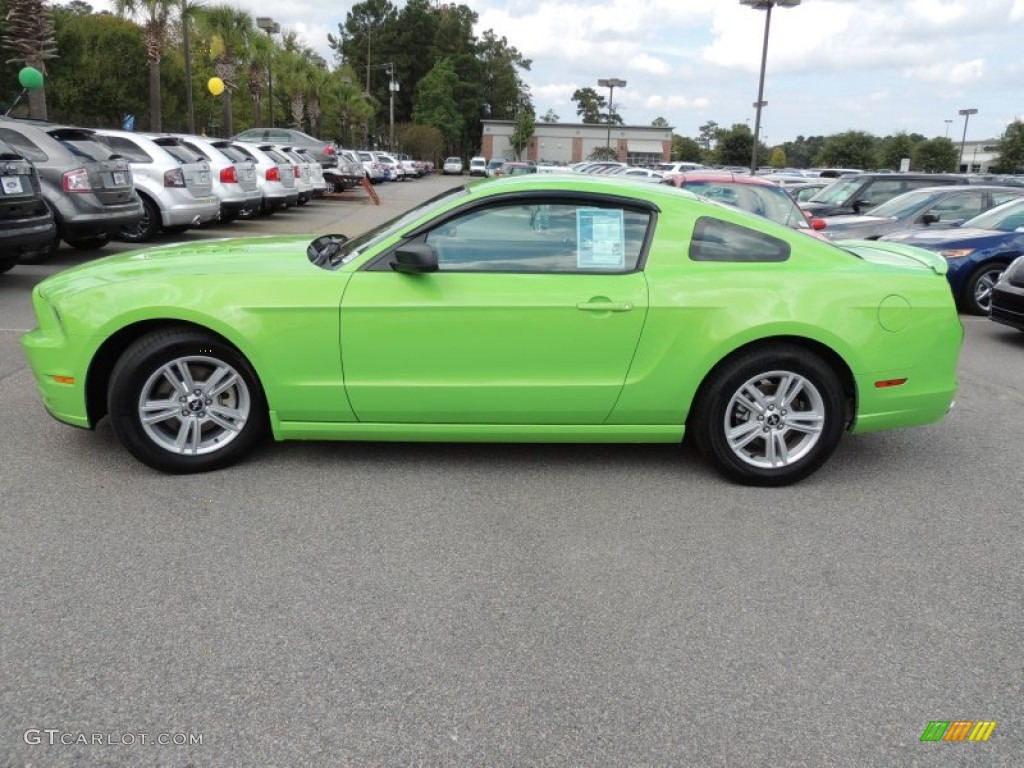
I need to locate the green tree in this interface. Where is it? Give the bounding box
[571,86,604,123]
[779,135,826,169]
[510,99,535,160]
[476,29,530,120]
[769,146,787,168]
[200,3,252,136]
[912,137,958,172]
[114,0,173,131]
[46,8,147,127]
[651,116,669,128]
[2,0,59,118]
[671,135,702,162]
[879,132,917,170]
[539,108,558,123]
[396,121,443,163]
[697,120,720,152]
[413,56,462,150]
[816,130,878,169]
[711,123,757,167]
[994,120,1024,173]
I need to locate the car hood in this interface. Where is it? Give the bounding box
[881,227,1002,247]
[37,236,320,301]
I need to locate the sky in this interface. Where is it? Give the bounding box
[93,0,1024,144]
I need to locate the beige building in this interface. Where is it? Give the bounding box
[481,120,672,165]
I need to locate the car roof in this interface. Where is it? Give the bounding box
[662,171,777,187]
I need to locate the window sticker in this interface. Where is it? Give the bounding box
[576,208,625,269]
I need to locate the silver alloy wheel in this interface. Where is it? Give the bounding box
[723,369,826,469]
[137,355,250,455]
[973,268,1002,313]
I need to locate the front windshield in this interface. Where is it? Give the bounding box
[962,198,1024,232]
[317,185,470,269]
[807,178,862,205]
[865,189,941,219]
[684,181,806,228]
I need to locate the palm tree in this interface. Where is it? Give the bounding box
[200,4,253,136]
[1,0,58,119]
[246,31,273,127]
[178,0,203,134]
[115,0,173,132]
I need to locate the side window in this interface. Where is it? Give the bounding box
[0,128,47,161]
[929,191,983,220]
[102,136,152,163]
[862,180,904,206]
[991,191,1022,207]
[421,201,650,273]
[689,216,790,263]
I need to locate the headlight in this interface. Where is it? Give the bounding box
[940,248,975,259]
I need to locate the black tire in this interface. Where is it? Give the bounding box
[118,195,161,243]
[108,328,268,473]
[64,234,110,251]
[690,345,846,486]
[962,261,1007,315]
[162,225,191,235]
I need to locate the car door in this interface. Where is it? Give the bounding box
[340,196,653,424]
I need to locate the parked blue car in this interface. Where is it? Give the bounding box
[882,198,1024,314]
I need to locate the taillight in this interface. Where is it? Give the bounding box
[220,166,238,184]
[266,166,280,181]
[163,168,185,188]
[62,168,91,193]
[324,145,335,156]
[294,165,301,179]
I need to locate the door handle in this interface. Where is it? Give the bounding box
[576,301,633,312]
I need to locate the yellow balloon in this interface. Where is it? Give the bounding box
[207,77,225,96]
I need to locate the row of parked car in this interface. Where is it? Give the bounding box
[0,118,435,275]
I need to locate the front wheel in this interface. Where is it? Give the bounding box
[962,262,1007,315]
[108,328,268,473]
[691,346,846,486]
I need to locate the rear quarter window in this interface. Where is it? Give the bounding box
[99,135,152,163]
[0,128,47,162]
[689,216,791,263]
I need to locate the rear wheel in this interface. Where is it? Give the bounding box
[118,195,161,243]
[962,261,1007,315]
[691,345,846,486]
[108,328,268,473]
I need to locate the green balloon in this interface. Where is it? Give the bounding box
[18,67,44,90]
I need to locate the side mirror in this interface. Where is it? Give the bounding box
[810,217,827,231]
[853,198,872,213]
[391,243,439,274]
[307,234,349,267]
[921,213,940,225]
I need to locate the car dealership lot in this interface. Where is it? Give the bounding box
[1,176,1022,765]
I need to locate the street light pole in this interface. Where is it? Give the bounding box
[256,17,280,127]
[387,63,398,150]
[958,108,978,172]
[597,77,627,155]
[740,0,800,173]
[944,118,953,138]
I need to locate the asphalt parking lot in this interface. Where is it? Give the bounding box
[1,175,1022,766]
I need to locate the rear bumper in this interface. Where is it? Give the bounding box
[0,215,56,249]
[160,195,220,227]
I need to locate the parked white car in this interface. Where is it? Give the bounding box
[468,156,487,176]
[276,146,314,205]
[442,156,463,175]
[95,129,219,242]
[356,150,385,183]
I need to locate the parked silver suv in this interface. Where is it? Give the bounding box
[0,117,141,260]
[175,135,261,222]
[95,130,219,242]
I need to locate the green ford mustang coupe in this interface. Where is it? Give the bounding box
[22,175,962,485]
